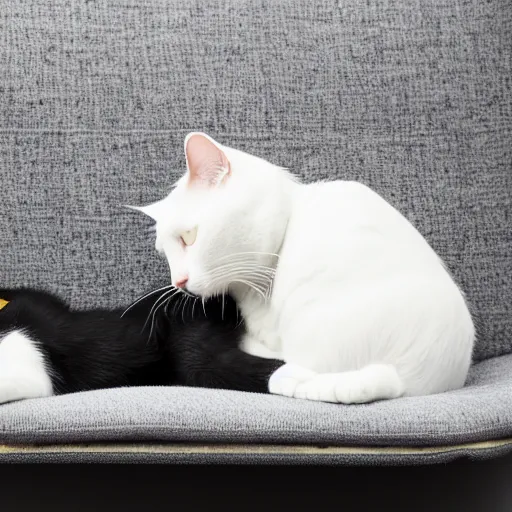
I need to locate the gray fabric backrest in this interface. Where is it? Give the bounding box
[0,0,510,360]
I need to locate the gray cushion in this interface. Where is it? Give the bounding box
[0,0,510,361]
[1,354,512,452]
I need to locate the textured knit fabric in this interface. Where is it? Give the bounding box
[1,354,512,450]
[0,0,510,361]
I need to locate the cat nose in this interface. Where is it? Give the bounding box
[175,276,189,289]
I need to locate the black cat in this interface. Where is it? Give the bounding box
[0,287,283,404]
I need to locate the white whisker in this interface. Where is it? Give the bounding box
[162,288,182,316]
[121,284,174,318]
[141,287,177,333]
[206,251,280,268]
[206,270,275,286]
[181,294,189,323]
[208,264,276,277]
[147,295,171,342]
[191,297,197,320]
[173,294,185,318]
[230,279,268,300]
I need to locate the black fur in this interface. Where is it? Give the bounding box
[0,288,283,395]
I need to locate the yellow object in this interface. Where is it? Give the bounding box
[0,299,9,311]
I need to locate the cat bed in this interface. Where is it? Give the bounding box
[1,355,512,465]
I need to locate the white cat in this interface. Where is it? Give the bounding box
[135,132,475,404]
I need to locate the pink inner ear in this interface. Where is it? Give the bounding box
[185,134,230,187]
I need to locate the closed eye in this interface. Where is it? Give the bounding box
[180,226,198,247]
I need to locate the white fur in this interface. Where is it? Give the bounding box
[138,133,475,404]
[0,330,53,404]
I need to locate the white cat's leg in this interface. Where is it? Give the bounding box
[0,330,53,404]
[268,363,317,397]
[291,364,405,404]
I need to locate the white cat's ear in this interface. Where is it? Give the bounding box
[184,132,231,188]
[123,201,164,221]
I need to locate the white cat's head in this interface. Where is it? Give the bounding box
[133,132,294,299]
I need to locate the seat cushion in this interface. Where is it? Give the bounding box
[1,354,512,456]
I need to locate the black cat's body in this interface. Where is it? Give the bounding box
[0,288,283,397]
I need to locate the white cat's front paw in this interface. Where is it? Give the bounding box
[293,365,404,404]
[294,373,365,403]
[268,363,317,397]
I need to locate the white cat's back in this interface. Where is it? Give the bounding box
[273,180,449,302]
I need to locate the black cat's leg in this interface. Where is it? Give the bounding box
[182,348,284,394]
